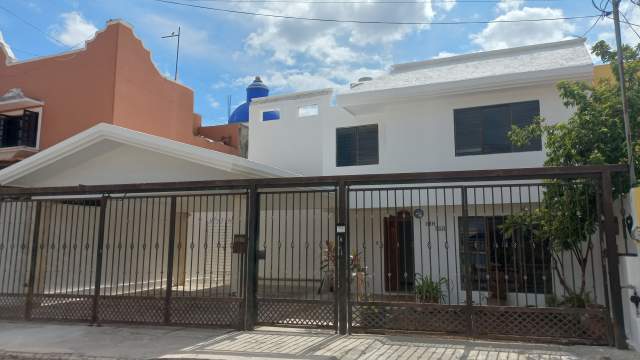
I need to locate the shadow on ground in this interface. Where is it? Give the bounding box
[0,321,636,360]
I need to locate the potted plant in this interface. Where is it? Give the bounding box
[350,250,367,301]
[319,240,336,293]
[414,274,448,304]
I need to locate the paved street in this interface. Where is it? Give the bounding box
[0,321,638,360]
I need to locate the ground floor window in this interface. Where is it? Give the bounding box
[459,216,552,297]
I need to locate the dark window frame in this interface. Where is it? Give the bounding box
[454,100,542,156]
[336,124,379,167]
[459,216,552,295]
[0,109,39,148]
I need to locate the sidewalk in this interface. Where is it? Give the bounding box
[0,321,637,360]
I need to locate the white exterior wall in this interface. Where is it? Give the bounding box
[248,83,573,176]
[249,92,332,176]
[348,197,607,307]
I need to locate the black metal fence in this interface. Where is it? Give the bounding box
[347,182,610,344]
[0,165,629,348]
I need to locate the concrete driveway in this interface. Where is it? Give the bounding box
[0,321,637,360]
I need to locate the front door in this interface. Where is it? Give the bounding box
[384,211,415,292]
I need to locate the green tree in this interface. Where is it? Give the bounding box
[503,41,640,306]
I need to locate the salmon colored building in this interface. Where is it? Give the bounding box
[0,19,245,167]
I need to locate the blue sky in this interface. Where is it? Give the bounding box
[0,0,638,125]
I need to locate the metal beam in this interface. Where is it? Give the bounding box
[0,165,628,198]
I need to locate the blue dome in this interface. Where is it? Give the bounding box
[229,76,279,123]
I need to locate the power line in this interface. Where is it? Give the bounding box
[152,0,599,25]
[0,4,68,48]
[180,0,560,3]
[583,0,609,38]
[622,12,640,41]
[582,15,604,37]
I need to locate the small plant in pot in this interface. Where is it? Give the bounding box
[414,274,448,304]
[319,240,336,293]
[350,250,367,301]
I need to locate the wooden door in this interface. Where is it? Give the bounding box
[384,216,399,291]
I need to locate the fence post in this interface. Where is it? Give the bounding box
[91,196,108,325]
[24,201,42,320]
[460,186,474,337]
[164,196,177,324]
[244,185,260,330]
[600,171,628,349]
[337,181,349,335]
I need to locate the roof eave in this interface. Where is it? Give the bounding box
[0,123,297,185]
[337,64,594,114]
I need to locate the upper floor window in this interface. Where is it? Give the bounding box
[262,108,280,121]
[454,100,541,156]
[336,124,378,167]
[298,104,319,117]
[0,110,38,148]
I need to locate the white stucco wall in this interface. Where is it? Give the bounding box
[249,93,331,176]
[248,83,574,177]
[6,140,246,187]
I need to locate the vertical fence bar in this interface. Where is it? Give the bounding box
[337,181,348,335]
[600,171,627,349]
[164,196,177,324]
[24,201,41,320]
[91,196,108,324]
[245,185,259,330]
[460,186,473,336]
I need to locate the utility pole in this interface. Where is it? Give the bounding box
[612,0,636,186]
[162,27,181,81]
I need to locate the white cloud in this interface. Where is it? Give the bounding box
[0,31,15,60]
[206,95,220,108]
[241,0,455,66]
[497,0,524,13]
[236,64,386,93]
[471,6,575,51]
[433,51,458,59]
[50,12,97,48]
[591,1,640,46]
[142,15,220,59]
[435,0,456,12]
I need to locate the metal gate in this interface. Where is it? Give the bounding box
[254,189,338,329]
[346,181,612,344]
[0,191,248,328]
[0,165,630,348]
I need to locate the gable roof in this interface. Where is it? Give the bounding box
[0,123,295,185]
[338,39,593,112]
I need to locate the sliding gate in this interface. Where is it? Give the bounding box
[0,165,629,347]
[0,191,248,328]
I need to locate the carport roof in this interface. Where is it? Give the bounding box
[0,123,296,186]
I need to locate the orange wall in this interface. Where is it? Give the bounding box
[0,20,239,155]
[0,25,118,149]
[593,64,615,83]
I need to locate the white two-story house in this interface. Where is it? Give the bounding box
[1,36,632,346]
[246,39,590,176]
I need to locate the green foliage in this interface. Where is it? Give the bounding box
[508,40,640,195]
[414,275,447,304]
[504,40,640,303]
[545,293,592,309]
